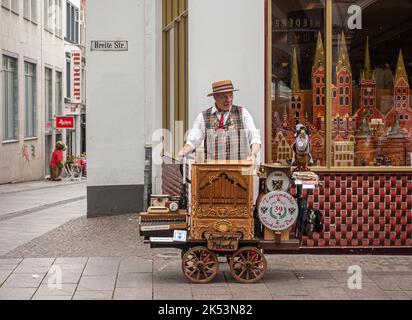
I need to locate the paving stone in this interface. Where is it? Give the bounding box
[32,295,72,300]
[72,290,113,300]
[0,270,13,285]
[307,287,351,300]
[298,278,341,289]
[86,257,121,266]
[119,257,152,273]
[77,275,117,291]
[14,258,55,274]
[232,293,272,300]
[54,257,88,265]
[0,259,22,269]
[192,295,233,300]
[34,283,77,297]
[384,290,410,300]
[0,287,37,300]
[116,272,152,288]
[404,291,412,299]
[294,271,333,280]
[190,286,232,296]
[266,285,310,297]
[42,269,83,285]
[2,273,45,288]
[153,285,192,300]
[343,283,390,300]
[330,270,373,284]
[272,295,313,300]
[113,288,152,300]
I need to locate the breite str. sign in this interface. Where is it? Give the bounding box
[56,116,75,129]
[71,50,82,104]
[91,41,128,51]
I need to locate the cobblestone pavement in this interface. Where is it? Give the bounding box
[0,180,86,256]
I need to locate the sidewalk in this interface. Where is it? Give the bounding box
[0,180,86,256]
[0,255,412,300]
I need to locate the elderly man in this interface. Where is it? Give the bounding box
[179,80,261,162]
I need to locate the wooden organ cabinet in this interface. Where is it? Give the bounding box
[190,161,255,240]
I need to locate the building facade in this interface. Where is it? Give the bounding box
[86,0,412,249]
[1,0,65,183]
[0,0,86,184]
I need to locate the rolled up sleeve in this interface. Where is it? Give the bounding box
[242,108,262,146]
[186,113,205,150]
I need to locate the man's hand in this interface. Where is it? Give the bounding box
[246,153,257,165]
[178,144,193,160]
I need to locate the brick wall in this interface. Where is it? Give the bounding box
[298,173,412,247]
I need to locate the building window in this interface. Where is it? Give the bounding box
[11,0,18,14]
[24,62,37,138]
[45,68,53,123]
[65,55,71,98]
[162,0,188,158]
[66,1,79,43]
[23,0,38,23]
[1,0,10,10]
[55,0,62,37]
[44,0,52,31]
[2,55,19,141]
[55,71,62,115]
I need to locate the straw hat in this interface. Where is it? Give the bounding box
[207,80,239,97]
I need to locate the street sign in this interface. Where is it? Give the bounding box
[56,116,75,129]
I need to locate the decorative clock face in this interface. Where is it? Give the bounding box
[258,191,298,232]
[266,171,290,192]
[169,202,179,212]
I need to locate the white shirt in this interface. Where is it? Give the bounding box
[186,105,262,150]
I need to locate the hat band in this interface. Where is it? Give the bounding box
[212,84,234,93]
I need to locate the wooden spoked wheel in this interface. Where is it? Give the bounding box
[182,246,219,284]
[229,247,267,284]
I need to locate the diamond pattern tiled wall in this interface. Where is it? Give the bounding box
[296,174,412,247]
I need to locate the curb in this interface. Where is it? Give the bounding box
[0,196,87,222]
[0,181,86,195]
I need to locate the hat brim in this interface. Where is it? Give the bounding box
[207,89,239,97]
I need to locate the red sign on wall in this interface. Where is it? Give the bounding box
[56,116,75,129]
[71,50,82,103]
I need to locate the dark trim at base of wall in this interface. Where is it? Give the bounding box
[263,247,412,255]
[87,184,144,217]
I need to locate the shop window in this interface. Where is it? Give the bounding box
[332,0,412,168]
[270,0,326,166]
[269,0,412,170]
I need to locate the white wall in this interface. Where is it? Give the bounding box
[188,0,266,157]
[87,0,149,187]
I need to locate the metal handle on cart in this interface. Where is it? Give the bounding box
[179,154,194,210]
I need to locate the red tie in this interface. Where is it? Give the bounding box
[218,112,226,129]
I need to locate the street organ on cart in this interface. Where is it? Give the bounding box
[139,159,322,284]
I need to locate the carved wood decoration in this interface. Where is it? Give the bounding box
[191,161,255,240]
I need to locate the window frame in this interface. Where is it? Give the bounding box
[266,0,412,172]
[162,0,188,159]
[2,55,19,142]
[24,61,37,139]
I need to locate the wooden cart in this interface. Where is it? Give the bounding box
[140,161,317,284]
